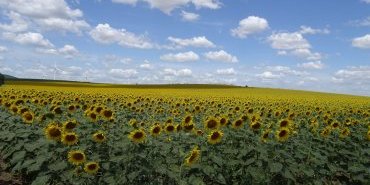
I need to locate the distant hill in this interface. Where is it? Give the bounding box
[3,74,18,80]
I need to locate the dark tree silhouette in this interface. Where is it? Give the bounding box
[0,73,4,86]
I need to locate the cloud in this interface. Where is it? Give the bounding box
[162,68,192,76]
[352,34,370,49]
[0,46,8,53]
[268,31,323,61]
[180,11,200,22]
[268,32,310,50]
[112,0,138,5]
[204,50,238,63]
[333,66,370,85]
[35,18,90,34]
[160,51,199,62]
[298,61,324,69]
[299,26,330,35]
[231,16,269,38]
[0,0,89,34]
[361,0,370,3]
[139,60,153,70]
[36,44,79,58]
[3,32,54,48]
[350,17,370,27]
[89,23,154,49]
[113,0,220,14]
[109,68,138,78]
[216,68,236,75]
[167,36,215,48]
[0,11,28,32]
[256,71,282,79]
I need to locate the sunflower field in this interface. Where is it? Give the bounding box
[0,82,369,185]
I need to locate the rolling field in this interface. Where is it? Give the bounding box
[0,81,369,185]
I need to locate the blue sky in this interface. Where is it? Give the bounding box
[0,0,369,96]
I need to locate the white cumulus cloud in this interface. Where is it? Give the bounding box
[216,68,236,75]
[168,36,215,48]
[204,50,238,63]
[180,11,200,22]
[352,34,370,49]
[231,16,269,38]
[3,32,54,48]
[89,23,154,49]
[160,51,199,62]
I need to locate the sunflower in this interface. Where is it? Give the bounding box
[261,130,270,143]
[101,109,114,120]
[250,121,261,131]
[44,123,62,141]
[183,115,192,125]
[84,162,100,175]
[68,105,76,112]
[61,132,78,145]
[185,146,201,167]
[207,130,223,144]
[150,125,162,137]
[276,128,290,142]
[339,127,350,138]
[183,122,195,132]
[219,117,228,126]
[279,119,291,128]
[232,119,244,129]
[330,121,340,129]
[22,111,34,124]
[196,129,204,136]
[204,117,219,130]
[128,129,146,143]
[320,127,332,138]
[165,123,175,133]
[63,120,78,131]
[92,131,107,143]
[88,111,98,122]
[68,150,86,165]
[367,130,370,141]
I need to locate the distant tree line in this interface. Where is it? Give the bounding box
[0,73,4,86]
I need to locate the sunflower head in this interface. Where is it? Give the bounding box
[279,119,291,128]
[101,109,114,120]
[150,125,161,137]
[22,111,34,124]
[44,123,62,141]
[183,115,192,124]
[276,128,290,142]
[63,120,78,131]
[250,121,262,131]
[219,117,228,126]
[339,127,350,138]
[320,127,332,138]
[185,146,201,167]
[183,123,195,132]
[84,162,100,175]
[203,117,218,129]
[196,129,204,136]
[232,119,244,129]
[93,131,107,143]
[366,130,370,141]
[128,129,146,143]
[207,130,224,144]
[61,132,78,145]
[68,150,86,165]
[165,123,175,133]
[261,130,270,143]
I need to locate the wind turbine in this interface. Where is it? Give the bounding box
[53,62,63,80]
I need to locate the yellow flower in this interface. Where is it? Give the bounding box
[250,121,261,131]
[207,130,223,144]
[44,123,62,141]
[22,111,34,124]
[204,117,219,130]
[339,127,350,138]
[61,132,78,145]
[232,119,244,129]
[128,129,146,143]
[165,123,175,133]
[261,130,270,143]
[276,128,290,142]
[84,162,100,175]
[185,146,201,166]
[68,150,86,165]
[62,120,78,131]
[150,125,161,137]
[92,131,107,143]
